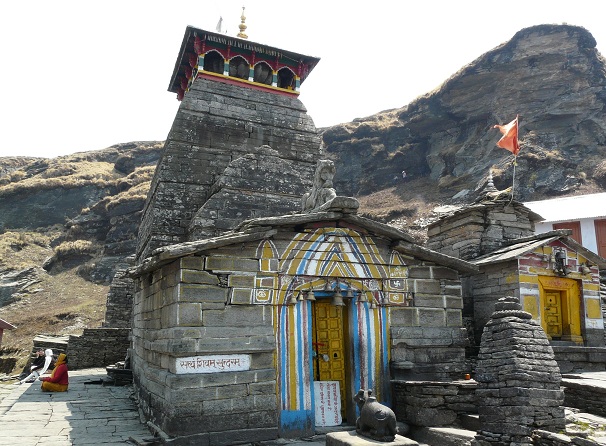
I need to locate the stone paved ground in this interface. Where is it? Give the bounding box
[0,368,153,445]
[2,370,606,445]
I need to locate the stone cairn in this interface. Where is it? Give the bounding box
[472,296,565,446]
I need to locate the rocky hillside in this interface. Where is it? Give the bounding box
[2,24,606,374]
[0,142,162,374]
[324,24,606,205]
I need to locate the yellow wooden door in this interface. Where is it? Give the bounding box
[539,276,583,344]
[544,291,563,338]
[313,301,346,415]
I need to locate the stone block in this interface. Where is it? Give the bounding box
[179,256,205,271]
[248,410,279,428]
[414,294,444,308]
[228,274,255,288]
[251,351,275,369]
[161,304,178,327]
[168,384,250,404]
[418,308,446,327]
[231,288,253,304]
[180,269,219,285]
[446,309,462,327]
[445,296,463,309]
[196,335,275,353]
[177,283,227,303]
[413,280,442,295]
[248,381,277,395]
[165,369,276,389]
[177,302,202,326]
[206,256,259,272]
[208,427,278,446]
[326,431,418,446]
[407,267,432,279]
[390,308,418,327]
[203,305,272,327]
[432,267,459,280]
[405,406,457,427]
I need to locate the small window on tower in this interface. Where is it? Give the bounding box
[203,51,224,74]
[277,67,295,90]
[253,62,273,85]
[229,56,249,79]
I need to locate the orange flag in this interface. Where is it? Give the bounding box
[493,115,520,156]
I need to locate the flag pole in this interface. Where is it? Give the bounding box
[493,114,520,205]
[509,155,517,205]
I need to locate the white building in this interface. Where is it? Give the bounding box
[524,192,606,258]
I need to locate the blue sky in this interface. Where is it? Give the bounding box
[1,0,604,158]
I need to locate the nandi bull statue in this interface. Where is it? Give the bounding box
[354,388,397,442]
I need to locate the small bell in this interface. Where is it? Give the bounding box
[370,299,377,309]
[306,289,316,301]
[288,293,298,305]
[358,291,368,303]
[298,290,306,301]
[345,288,354,299]
[332,292,345,306]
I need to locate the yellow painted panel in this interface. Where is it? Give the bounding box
[518,274,539,284]
[586,298,603,319]
[539,276,582,342]
[584,284,600,291]
[538,276,576,289]
[522,295,539,319]
[544,291,562,338]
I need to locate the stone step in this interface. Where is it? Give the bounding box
[411,426,475,446]
[326,431,419,445]
[459,414,480,431]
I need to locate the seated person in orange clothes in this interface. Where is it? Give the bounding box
[40,353,68,392]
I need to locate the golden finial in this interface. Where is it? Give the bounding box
[237,6,248,39]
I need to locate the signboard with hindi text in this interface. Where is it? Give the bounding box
[313,381,342,426]
[174,354,251,374]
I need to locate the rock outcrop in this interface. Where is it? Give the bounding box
[323,24,606,201]
[0,142,162,285]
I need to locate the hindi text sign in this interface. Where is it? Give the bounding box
[175,354,251,374]
[313,381,342,426]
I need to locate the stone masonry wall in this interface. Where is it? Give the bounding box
[67,328,130,370]
[427,201,536,261]
[462,261,520,346]
[392,380,477,427]
[188,149,314,240]
[136,77,322,261]
[562,376,606,417]
[389,265,469,381]
[103,268,135,328]
[131,256,277,445]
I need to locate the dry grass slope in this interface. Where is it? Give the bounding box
[0,231,108,375]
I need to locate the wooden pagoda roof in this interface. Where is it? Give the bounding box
[168,25,320,94]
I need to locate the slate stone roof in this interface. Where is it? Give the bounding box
[470,229,606,268]
[130,199,478,277]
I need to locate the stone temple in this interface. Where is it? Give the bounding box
[130,21,480,445]
[127,18,606,446]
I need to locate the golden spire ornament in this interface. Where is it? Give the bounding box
[237,6,248,39]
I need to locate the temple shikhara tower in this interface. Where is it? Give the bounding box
[136,17,322,261]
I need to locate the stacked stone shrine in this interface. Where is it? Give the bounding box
[472,296,565,446]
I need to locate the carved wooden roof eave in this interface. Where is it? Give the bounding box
[128,208,478,278]
[168,25,321,94]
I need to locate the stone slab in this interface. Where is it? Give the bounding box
[326,431,418,446]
